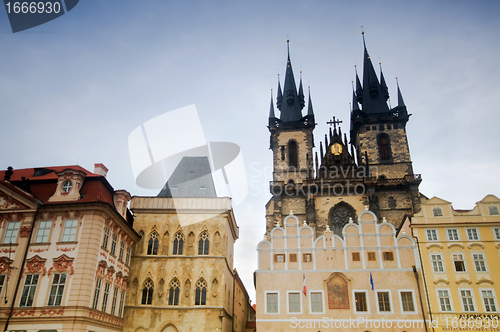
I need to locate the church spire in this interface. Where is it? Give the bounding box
[276,74,283,110]
[379,63,389,101]
[279,39,303,122]
[352,82,360,111]
[298,71,305,109]
[269,89,275,118]
[307,86,314,116]
[397,78,405,106]
[355,65,363,104]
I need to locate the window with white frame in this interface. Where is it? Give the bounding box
[466,228,480,241]
[481,290,497,312]
[62,180,72,193]
[400,291,415,312]
[61,219,78,242]
[119,240,125,261]
[266,292,278,313]
[288,292,301,313]
[35,221,51,243]
[488,206,499,216]
[47,273,67,306]
[354,291,368,313]
[377,291,391,312]
[111,287,119,315]
[433,207,443,217]
[472,253,487,272]
[102,282,111,312]
[310,292,323,313]
[19,274,39,307]
[92,278,102,310]
[494,228,500,241]
[460,289,475,312]
[447,228,460,241]
[110,233,118,255]
[452,253,466,272]
[118,290,125,317]
[437,289,452,312]
[2,221,20,244]
[431,254,445,272]
[102,226,110,249]
[125,247,131,265]
[426,229,439,241]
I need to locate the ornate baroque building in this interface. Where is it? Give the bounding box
[0,164,139,332]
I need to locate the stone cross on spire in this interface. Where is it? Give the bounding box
[326,116,342,131]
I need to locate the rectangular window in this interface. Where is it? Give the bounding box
[2,221,20,244]
[489,206,499,215]
[61,219,78,242]
[438,290,452,312]
[352,252,360,261]
[266,292,278,313]
[367,252,376,261]
[473,253,487,272]
[19,274,39,307]
[92,278,102,310]
[431,254,444,272]
[47,273,67,306]
[274,254,285,263]
[494,228,500,241]
[102,282,111,312]
[447,229,460,241]
[452,254,466,272]
[303,253,312,262]
[111,287,119,315]
[460,290,475,312]
[401,292,415,312]
[383,252,394,261]
[126,247,131,265]
[354,292,368,312]
[426,229,439,241]
[466,228,480,241]
[119,241,125,261]
[289,254,297,262]
[482,290,497,312]
[288,292,300,313]
[118,290,125,317]
[0,275,5,297]
[110,233,118,255]
[310,292,323,313]
[377,292,391,312]
[35,221,51,243]
[102,226,110,249]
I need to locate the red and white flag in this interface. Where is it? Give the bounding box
[303,274,307,296]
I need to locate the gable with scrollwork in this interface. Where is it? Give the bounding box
[25,255,47,276]
[0,190,29,210]
[0,257,13,274]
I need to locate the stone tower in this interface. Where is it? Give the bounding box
[265,36,422,238]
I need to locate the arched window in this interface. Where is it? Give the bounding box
[141,279,154,305]
[378,135,390,161]
[173,232,184,255]
[147,232,159,255]
[288,140,298,168]
[198,232,209,255]
[168,278,180,306]
[195,279,207,305]
[328,203,356,238]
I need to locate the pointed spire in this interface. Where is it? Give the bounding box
[329,127,333,141]
[344,133,348,146]
[307,86,314,116]
[338,126,342,138]
[352,89,360,111]
[397,78,405,106]
[269,89,275,118]
[379,63,389,101]
[324,134,328,149]
[298,71,305,109]
[279,38,303,122]
[315,151,319,174]
[320,142,324,163]
[355,66,363,104]
[276,74,283,110]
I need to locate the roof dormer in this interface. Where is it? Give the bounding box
[48,168,86,202]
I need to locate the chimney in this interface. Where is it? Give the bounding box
[94,163,109,177]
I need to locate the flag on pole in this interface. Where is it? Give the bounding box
[303,274,307,296]
[370,271,374,290]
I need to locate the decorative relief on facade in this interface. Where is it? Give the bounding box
[30,247,49,253]
[57,246,75,252]
[19,226,31,238]
[97,260,107,277]
[49,254,75,276]
[6,309,35,317]
[89,310,123,326]
[40,308,64,316]
[26,255,47,275]
[0,257,13,274]
[0,191,29,210]
[0,248,15,254]
[326,272,350,309]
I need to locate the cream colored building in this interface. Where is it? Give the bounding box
[0,164,139,332]
[409,195,500,332]
[256,209,428,332]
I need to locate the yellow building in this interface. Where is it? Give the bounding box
[409,195,500,332]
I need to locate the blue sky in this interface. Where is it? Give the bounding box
[1,0,500,302]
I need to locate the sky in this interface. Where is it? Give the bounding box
[1,0,500,303]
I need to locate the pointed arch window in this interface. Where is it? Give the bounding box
[147,232,159,255]
[198,232,209,255]
[195,279,207,305]
[288,140,298,168]
[173,232,184,255]
[328,203,356,238]
[141,279,154,305]
[378,135,390,161]
[168,278,180,306]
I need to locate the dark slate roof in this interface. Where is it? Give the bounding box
[157,157,217,198]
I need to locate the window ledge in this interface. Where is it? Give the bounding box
[56,241,78,245]
[0,243,19,248]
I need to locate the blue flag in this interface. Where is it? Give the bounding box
[370,271,374,290]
